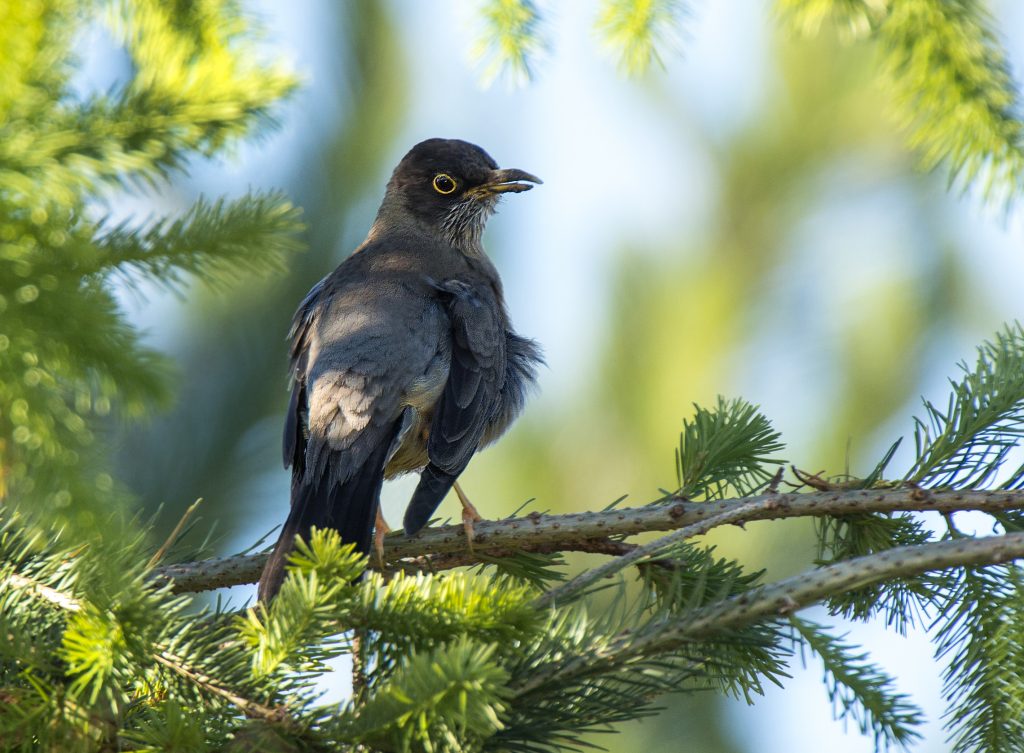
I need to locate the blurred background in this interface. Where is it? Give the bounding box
[74,1,1024,750]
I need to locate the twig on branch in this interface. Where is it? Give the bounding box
[515,530,1024,695]
[5,573,84,612]
[8,570,284,721]
[535,501,766,608]
[148,497,203,568]
[152,651,284,721]
[155,488,1024,593]
[419,538,637,573]
[677,531,1024,636]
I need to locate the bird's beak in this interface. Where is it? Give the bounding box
[472,168,543,197]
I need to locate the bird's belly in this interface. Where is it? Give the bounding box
[384,414,430,476]
[383,352,448,477]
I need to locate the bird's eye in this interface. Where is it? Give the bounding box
[432,173,457,195]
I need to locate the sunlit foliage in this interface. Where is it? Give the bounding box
[0,1,302,527]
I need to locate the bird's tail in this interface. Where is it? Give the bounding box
[258,434,395,603]
[403,463,457,535]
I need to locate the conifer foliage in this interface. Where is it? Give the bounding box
[0,0,302,527]
[4,2,1024,753]
[6,324,1024,751]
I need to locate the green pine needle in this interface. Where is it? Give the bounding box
[934,566,1024,753]
[674,396,785,500]
[595,0,686,76]
[778,0,1024,206]
[776,0,880,39]
[907,322,1024,488]
[337,637,511,752]
[473,0,544,86]
[98,192,305,293]
[792,617,924,749]
[815,512,935,633]
[637,543,765,614]
[238,529,366,681]
[475,550,568,588]
[0,0,301,523]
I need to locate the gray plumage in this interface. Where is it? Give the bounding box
[258,138,542,601]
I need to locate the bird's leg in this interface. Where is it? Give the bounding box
[373,505,391,569]
[453,480,482,550]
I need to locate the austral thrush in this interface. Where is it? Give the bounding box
[258,139,542,601]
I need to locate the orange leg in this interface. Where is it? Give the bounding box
[374,505,391,569]
[453,480,482,550]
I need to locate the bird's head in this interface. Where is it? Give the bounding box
[382,138,541,251]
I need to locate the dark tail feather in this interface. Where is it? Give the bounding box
[403,463,458,535]
[258,431,396,603]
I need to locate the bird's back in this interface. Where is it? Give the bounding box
[299,239,457,483]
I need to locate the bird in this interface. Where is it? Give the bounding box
[257,138,543,602]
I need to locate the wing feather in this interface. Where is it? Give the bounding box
[282,277,326,470]
[427,281,505,474]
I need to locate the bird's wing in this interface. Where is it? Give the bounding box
[261,279,447,600]
[427,280,506,473]
[402,280,506,534]
[479,331,543,449]
[303,286,446,485]
[282,276,327,472]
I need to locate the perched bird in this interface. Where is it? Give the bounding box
[258,138,543,602]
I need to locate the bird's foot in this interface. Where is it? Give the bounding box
[453,480,482,551]
[374,506,392,569]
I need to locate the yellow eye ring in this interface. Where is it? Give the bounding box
[433,173,457,194]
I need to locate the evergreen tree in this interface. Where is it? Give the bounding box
[0,0,301,529]
[4,2,1024,752]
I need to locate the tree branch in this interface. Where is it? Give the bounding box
[535,501,766,608]
[6,570,284,721]
[677,531,1024,636]
[514,530,1024,696]
[155,488,1024,593]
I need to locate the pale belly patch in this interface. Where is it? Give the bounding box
[384,353,448,477]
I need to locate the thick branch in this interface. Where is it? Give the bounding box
[156,488,1024,593]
